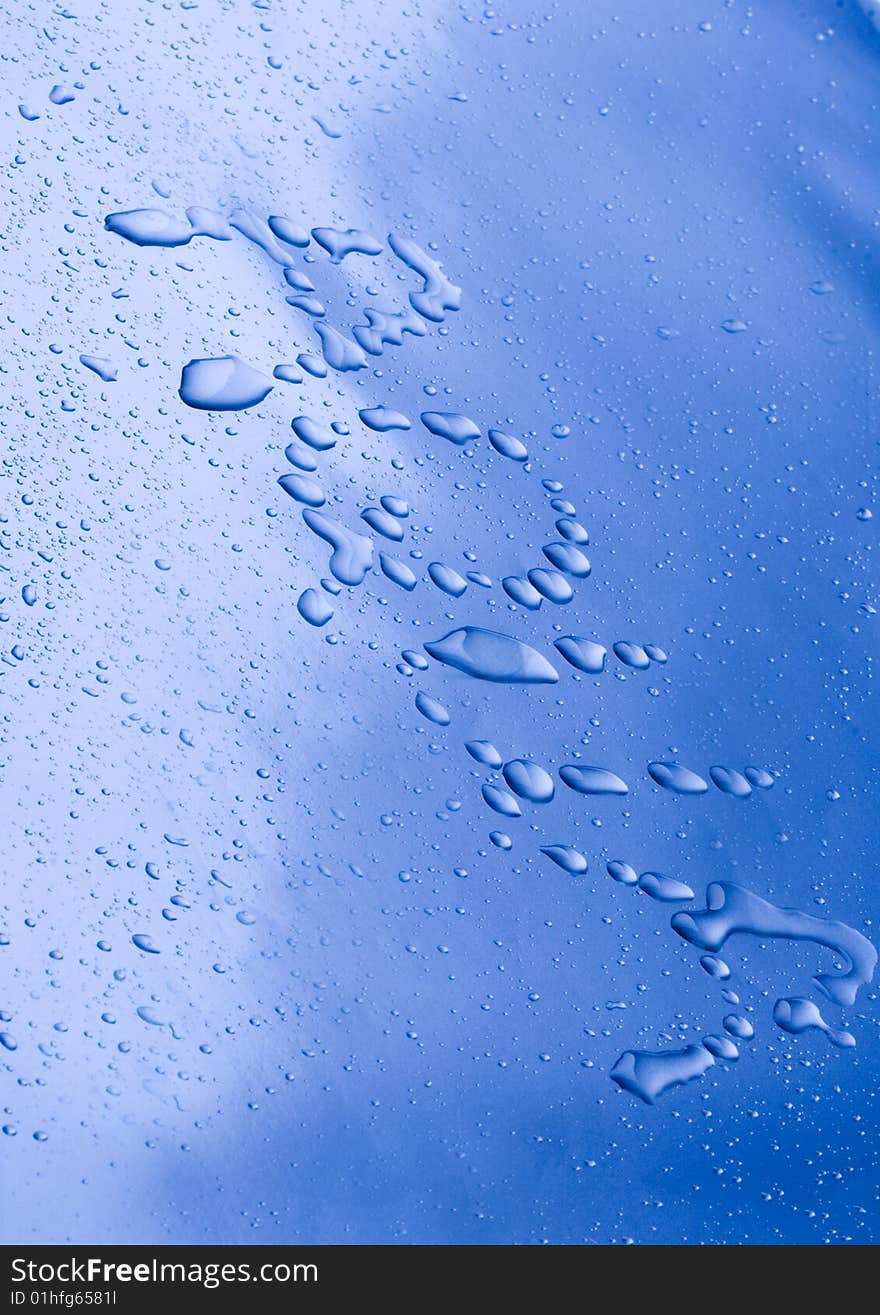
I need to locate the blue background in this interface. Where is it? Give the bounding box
[0,0,878,1244]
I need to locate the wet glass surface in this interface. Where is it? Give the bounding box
[0,0,878,1244]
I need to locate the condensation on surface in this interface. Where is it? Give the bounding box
[0,0,878,1247]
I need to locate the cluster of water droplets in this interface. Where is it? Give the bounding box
[88,188,880,1116]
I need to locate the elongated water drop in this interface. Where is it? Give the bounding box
[359,406,412,432]
[540,845,588,875]
[611,1045,714,1104]
[415,691,451,726]
[488,429,528,462]
[425,627,558,684]
[465,740,503,768]
[297,588,334,627]
[554,636,606,673]
[647,762,708,795]
[638,872,695,902]
[420,412,480,445]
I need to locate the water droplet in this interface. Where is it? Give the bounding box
[105,208,194,248]
[302,509,373,586]
[709,766,752,798]
[314,322,368,372]
[79,355,117,383]
[359,406,412,432]
[274,363,305,385]
[420,411,481,446]
[613,641,651,670]
[297,352,327,378]
[638,872,695,902]
[502,576,544,610]
[647,762,709,794]
[644,643,668,664]
[379,554,417,591]
[554,636,606,674]
[297,588,334,627]
[772,997,855,1048]
[672,882,877,1007]
[560,765,628,796]
[465,740,503,768]
[311,227,383,262]
[291,415,337,451]
[267,215,310,247]
[362,507,405,541]
[611,1045,714,1104]
[527,568,573,604]
[540,845,587,874]
[722,1014,755,1041]
[425,627,558,684]
[555,517,589,544]
[607,860,639,886]
[278,473,325,507]
[502,759,555,803]
[488,429,529,462]
[388,233,462,322]
[415,691,450,726]
[703,1035,739,1061]
[179,357,272,411]
[482,784,522,818]
[541,543,591,577]
[428,562,468,597]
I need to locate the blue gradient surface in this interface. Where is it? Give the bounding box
[1,0,878,1244]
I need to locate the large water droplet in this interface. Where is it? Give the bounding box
[465,740,503,768]
[482,784,522,818]
[611,1045,714,1104]
[559,765,628,796]
[554,636,606,673]
[359,406,412,432]
[502,759,555,803]
[488,429,529,462]
[424,627,558,684]
[415,692,451,726]
[428,562,468,597]
[613,641,651,670]
[297,588,334,627]
[637,872,695,902]
[647,762,708,795]
[540,845,587,875]
[179,357,272,411]
[709,766,752,798]
[302,510,373,586]
[420,411,481,446]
